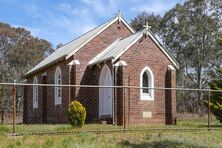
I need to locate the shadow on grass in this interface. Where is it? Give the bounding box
[119,140,201,148]
[205,124,222,128]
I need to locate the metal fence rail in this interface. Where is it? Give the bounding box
[0,83,221,135]
[1,82,222,92]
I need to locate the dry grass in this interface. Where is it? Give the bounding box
[1,130,222,147]
[0,118,221,147]
[0,117,221,135]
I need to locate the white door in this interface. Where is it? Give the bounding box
[99,65,113,117]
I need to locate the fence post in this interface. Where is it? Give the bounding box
[123,83,126,132]
[208,91,211,130]
[1,84,5,125]
[128,77,130,129]
[13,80,16,135]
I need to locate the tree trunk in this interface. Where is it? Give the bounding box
[1,84,5,125]
[197,61,204,117]
[1,109,3,125]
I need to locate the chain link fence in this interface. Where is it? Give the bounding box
[0,83,221,135]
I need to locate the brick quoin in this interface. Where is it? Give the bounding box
[23,18,176,126]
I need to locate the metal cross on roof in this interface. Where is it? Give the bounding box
[143,22,151,29]
[116,10,122,18]
[116,10,122,23]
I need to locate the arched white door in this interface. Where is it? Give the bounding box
[99,65,113,117]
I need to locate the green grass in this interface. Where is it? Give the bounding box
[13,123,124,135]
[0,118,222,147]
[0,125,10,135]
[1,130,222,147]
[0,118,221,135]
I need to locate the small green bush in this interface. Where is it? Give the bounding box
[207,67,222,123]
[67,100,86,127]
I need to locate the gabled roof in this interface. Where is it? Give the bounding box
[89,29,143,65]
[89,28,179,69]
[25,15,135,77]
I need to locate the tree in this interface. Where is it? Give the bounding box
[130,0,222,116]
[218,38,222,45]
[159,0,222,115]
[0,22,54,82]
[130,12,162,35]
[0,22,54,119]
[208,67,222,123]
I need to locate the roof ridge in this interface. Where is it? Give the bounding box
[119,28,145,41]
[88,27,179,69]
[88,38,121,65]
[24,14,135,77]
[65,16,135,59]
[89,30,144,66]
[57,16,117,50]
[112,30,144,58]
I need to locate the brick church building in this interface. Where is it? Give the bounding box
[23,12,178,125]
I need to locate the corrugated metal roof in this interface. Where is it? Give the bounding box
[25,14,178,77]
[89,29,145,65]
[89,28,179,69]
[25,15,134,76]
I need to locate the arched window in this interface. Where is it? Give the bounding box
[33,76,38,108]
[140,66,154,100]
[55,67,62,105]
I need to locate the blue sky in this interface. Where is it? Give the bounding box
[0,0,183,47]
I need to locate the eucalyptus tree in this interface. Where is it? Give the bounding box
[130,12,162,35]
[0,22,54,82]
[130,0,222,115]
[160,0,222,115]
[208,67,222,123]
[0,22,54,117]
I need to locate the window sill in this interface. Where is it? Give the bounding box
[55,102,62,105]
[140,93,154,101]
[55,97,62,105]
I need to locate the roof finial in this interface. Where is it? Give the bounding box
[116,10,122,23]
[116,10,122,18]
[143,22,151,29]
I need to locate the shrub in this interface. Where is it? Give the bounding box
[67,100,86,127]
[208,67,222,123]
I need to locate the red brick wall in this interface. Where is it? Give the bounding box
[23,21,177,125]
[24,60,72,123]
[24,73,43,123]
[118,34,176,125]
[114,66,124,125]
[70,21,132,123]
[165,67,177,124]
[24,20,132,124]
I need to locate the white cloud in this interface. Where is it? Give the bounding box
[58,3,79,15]
[22,3,41,18]
[78,0,119,17]
[8,0,180,48]
[131,5,163,14]
[131,6,155,13]
[11,24,41,37]
[80,0,105,14]
[37,5,97,46]
[82,24,97,33]
[59,3,71,10]
[25,27,41,37]
[130,0,176,15]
